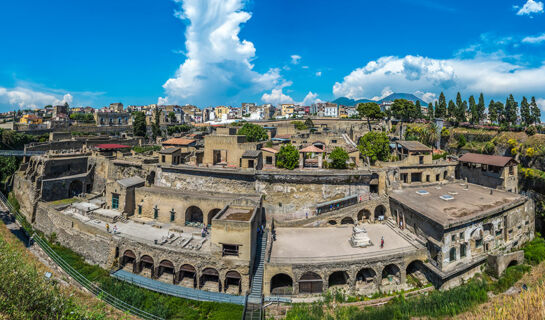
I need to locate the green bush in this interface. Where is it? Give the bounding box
[488,264,530,294]
[457,134,467,148]
[523,236,545,265]
[328,147,349,169]
[237,123,268,142]
[276,144,299,170]
[358,131,390,163]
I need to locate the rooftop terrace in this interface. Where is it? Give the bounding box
[390,182,526,228]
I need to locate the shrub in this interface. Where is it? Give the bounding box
[457,134,466,148]
[526,126,537,136]
[526,147,536,157]
[489,264,530,294]
[276,144,299,170]
[358,131,390,163]
[237,123,268,142]
[523,236,545,265]
[328,147,349,169]
[483,141,495,154]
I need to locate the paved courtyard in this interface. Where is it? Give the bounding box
[270,224,414,262]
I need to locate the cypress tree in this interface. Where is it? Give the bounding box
[520,96,531,125]
[530,96,541,124]
[477,93,485,124]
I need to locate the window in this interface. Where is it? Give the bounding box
[248,159,254,168]
[222,244,239,256]
[419,156,424,164]
[170,209,175,222]
[153,206,158,219]
[443,171,448,179]
[162,155,166,162]
[401,173,408,183]
[112,194,119,209]
[331,139,337,143]
[449,247,456,262]
[509,166,514,175]
[476,239,483,248]
[436,174,440,181]
[266,156,273,165]
[460,243,467,257]
[459,232,464,240]
[451,234,456,242]
[138,205,142,215]
[496,229,502,237]
[426,175,430,182]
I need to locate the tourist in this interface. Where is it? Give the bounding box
[106,223,110,233]
[201,227,206,238]
[305,211,308,219]
[381,236,384,248]
[113,225,118,234]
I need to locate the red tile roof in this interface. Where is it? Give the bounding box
[261,147,279,154]
[162,138,196,146]
[299,145,325,153]
[458,153,518,167]
[95,144,130,150]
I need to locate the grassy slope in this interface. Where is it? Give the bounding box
[0,219,130,320]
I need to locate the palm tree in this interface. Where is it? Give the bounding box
[425,123,439,151]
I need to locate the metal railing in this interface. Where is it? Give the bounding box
[0,192,164,320]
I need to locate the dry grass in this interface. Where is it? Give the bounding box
[0,217,133,319]
[456,262,545,320]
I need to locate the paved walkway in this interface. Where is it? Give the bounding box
[111,270,245,305]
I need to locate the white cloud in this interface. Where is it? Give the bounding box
[333,54,545,101]
[302,66,309,69]
[516,0,544,15]
[538,98,545,111]
[301,91,323,105]
[371,87,393,101]
[0,86,73,109]
[161,0,281,107]
[290,55,302,65]
[522,32,545,44]
[261,88,294,105]
[315,71,322,77]
[414,91,437,103]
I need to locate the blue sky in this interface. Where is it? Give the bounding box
[1,0,545,111]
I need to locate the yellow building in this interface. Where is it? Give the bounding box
[19,114,43,124]
[281,104,294,117]
[214,106,230,120]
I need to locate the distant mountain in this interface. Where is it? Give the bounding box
[331,93,428,106]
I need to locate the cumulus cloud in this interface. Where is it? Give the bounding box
[161,0,281,106]
[332,54,545,101]
[516,0,544,15]
[371,87,394,101]
[414,91,437,103]
[261,88,294,105]
[522,32,545,44]
[0,86,73,109]
[315,71,322,77]
[301,91,323,105]
[538,98,545,111]
[290,55,302,65]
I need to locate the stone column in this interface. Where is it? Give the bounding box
[318,154,323,168]
[299,153,304,169]
[400,267,406,285]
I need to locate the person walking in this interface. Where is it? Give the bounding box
[106,223,110,233]
[380,236,384,248]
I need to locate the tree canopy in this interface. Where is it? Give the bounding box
[391,99,418,122]
[237,123,268,142]
[132,111,147,137]
[358,131,390,163]
[530,97,541,124]
[436,92,447,118]
[328,147,349,169]
[357,102,383,131]
[276,144,299,170]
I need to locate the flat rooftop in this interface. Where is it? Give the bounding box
[219,207,253,221]
[390,182,526,228]
[270,224,415,264]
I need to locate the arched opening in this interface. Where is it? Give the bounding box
[328,271,349,288]
[406,260,430,288]
[507,260,518,268]
[224,270,242,295]
[185,206,203,224]
[299,272,323,294]
[381,264,401,286]
[357,209,371,222]
[340,217,354,225]
[68,180,83,197]
[200,268,221,292]
[374,205,386,221]
[121,250,136,272]
[356,268,376,290]
[270,273,293,295]
[157,260,175,284]
[179,264,197,288]
[139,255,154,278]
[207,208,221,226]
[328,220,337,226]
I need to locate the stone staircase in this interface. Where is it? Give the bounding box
[385,219,426,248]
[243,231,267,319]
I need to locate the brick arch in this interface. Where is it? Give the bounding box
[270,273,294,295]
[328,270,350,288]
[178,263,197,288]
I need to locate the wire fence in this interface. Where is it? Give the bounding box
[0,192,164,320]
